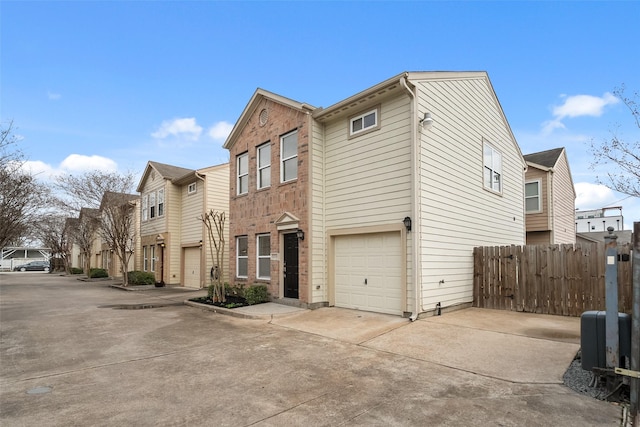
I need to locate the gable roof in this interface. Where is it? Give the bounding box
[524,148,565,169]
[172,162,229,186]
[99,191,138,210]
[136,161,195,192]
[223,88,316,150]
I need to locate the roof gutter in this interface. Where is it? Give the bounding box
[400,75,422,322]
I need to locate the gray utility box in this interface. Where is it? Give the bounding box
[580,311,631,371]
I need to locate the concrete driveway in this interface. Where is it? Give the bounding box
[0,273,623,426]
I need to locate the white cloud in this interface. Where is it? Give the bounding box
[47,91,61,100]
[21,160,56,179]
[541,92,619,135]
[574,182,617,210]
[151,118,202,141]
[60,154,118,172]
[208,121,233,141]
[552,93,619,119]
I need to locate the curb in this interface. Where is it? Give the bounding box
[184,300,266,320]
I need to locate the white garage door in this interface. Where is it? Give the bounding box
[183,248,201,289]
[334,232,403,315]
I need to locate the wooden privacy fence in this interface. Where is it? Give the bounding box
[473,243,633,317]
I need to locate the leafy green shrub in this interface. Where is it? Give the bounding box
[225,282,244,297]
[70,267,83,275]
[89,268,108,279]
[244,284,269,305]
[128,271,155,285]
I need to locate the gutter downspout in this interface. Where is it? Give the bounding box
[400,75,422,321]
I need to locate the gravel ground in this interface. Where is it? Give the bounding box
[563,350,631,404]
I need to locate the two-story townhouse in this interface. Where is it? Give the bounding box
[225,71,526,318]
[137,161,229,288]
[523,147,576,245]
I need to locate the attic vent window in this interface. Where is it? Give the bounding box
[259,109,268,126]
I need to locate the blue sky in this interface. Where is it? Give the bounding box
[1,1,639,228]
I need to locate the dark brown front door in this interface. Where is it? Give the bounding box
[283,233,299,299]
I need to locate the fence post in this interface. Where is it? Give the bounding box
[604,226,619,369]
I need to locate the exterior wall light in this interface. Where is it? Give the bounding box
[420,112,433,129]
[403,216,412,232]
[296,229,305,240]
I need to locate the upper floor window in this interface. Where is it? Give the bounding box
[525,181,541,212]
[483,142,502,193]
[349,107,379,137]
[257,143,271,189]
[256,234,271,280]
[236,236,248,278]
[281,130,298,183]
[149,192,156,218]
[237,153,248,195]
[157,189,165,217]
[142,195,148,221]
[187,182,197,194]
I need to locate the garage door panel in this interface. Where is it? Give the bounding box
[334,232,402,315]
[183,248,201,289]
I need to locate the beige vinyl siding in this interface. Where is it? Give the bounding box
[525,167,550,231]
[415,76,525,311]
[324,93,413,311]
[551,152,576,244]
[166,182,182,284]
[527,231,552,245]
[203,165,230,283]
[181,182,203,243]
[310,119,326,304]
[324,94,412,228]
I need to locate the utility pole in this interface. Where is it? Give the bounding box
[604,226,619,369]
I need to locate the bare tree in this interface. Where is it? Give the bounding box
[0,121,46,248]
[99,192,137,285]
[53,170,136,214]
[200,210,226,302]
[590,85,640,198]
[74,208,100,275]
[33,215,71,273]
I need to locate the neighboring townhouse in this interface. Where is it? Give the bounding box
[224,71,526,318]
[97,192,140,278]
[136,161,229,288]
[523,147,576,245]
[64,217,81,270]
[77,207,101,272]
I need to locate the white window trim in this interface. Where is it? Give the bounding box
[525,180,542,213]
[150,245,156,272]
[257,143,271,190]
[236,236,248,278]
[280,130,298,183]
[237,153,248,195]
[157,189,165,217]
[256,234,271,280]
[143,246,148,271]
[349,106,380,137]
[483,141,503,194]
[187,182,197,194]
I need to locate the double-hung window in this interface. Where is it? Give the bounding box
[256,234,271,279]
[142,195,148,221]
[237,153,248,195]
[525,181,541,212]
[236,236,248,278]
[149,192,156,218]
[150,245,156,272]
[281,130,297,182]
[143,246,148,271]
[483,142,502,193]
[157,189,165,217]
[257,143,271,189]
[349,107,379,136]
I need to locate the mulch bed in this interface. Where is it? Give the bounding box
[189,295,249,309]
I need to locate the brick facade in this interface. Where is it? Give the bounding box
[228,98,310,304]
